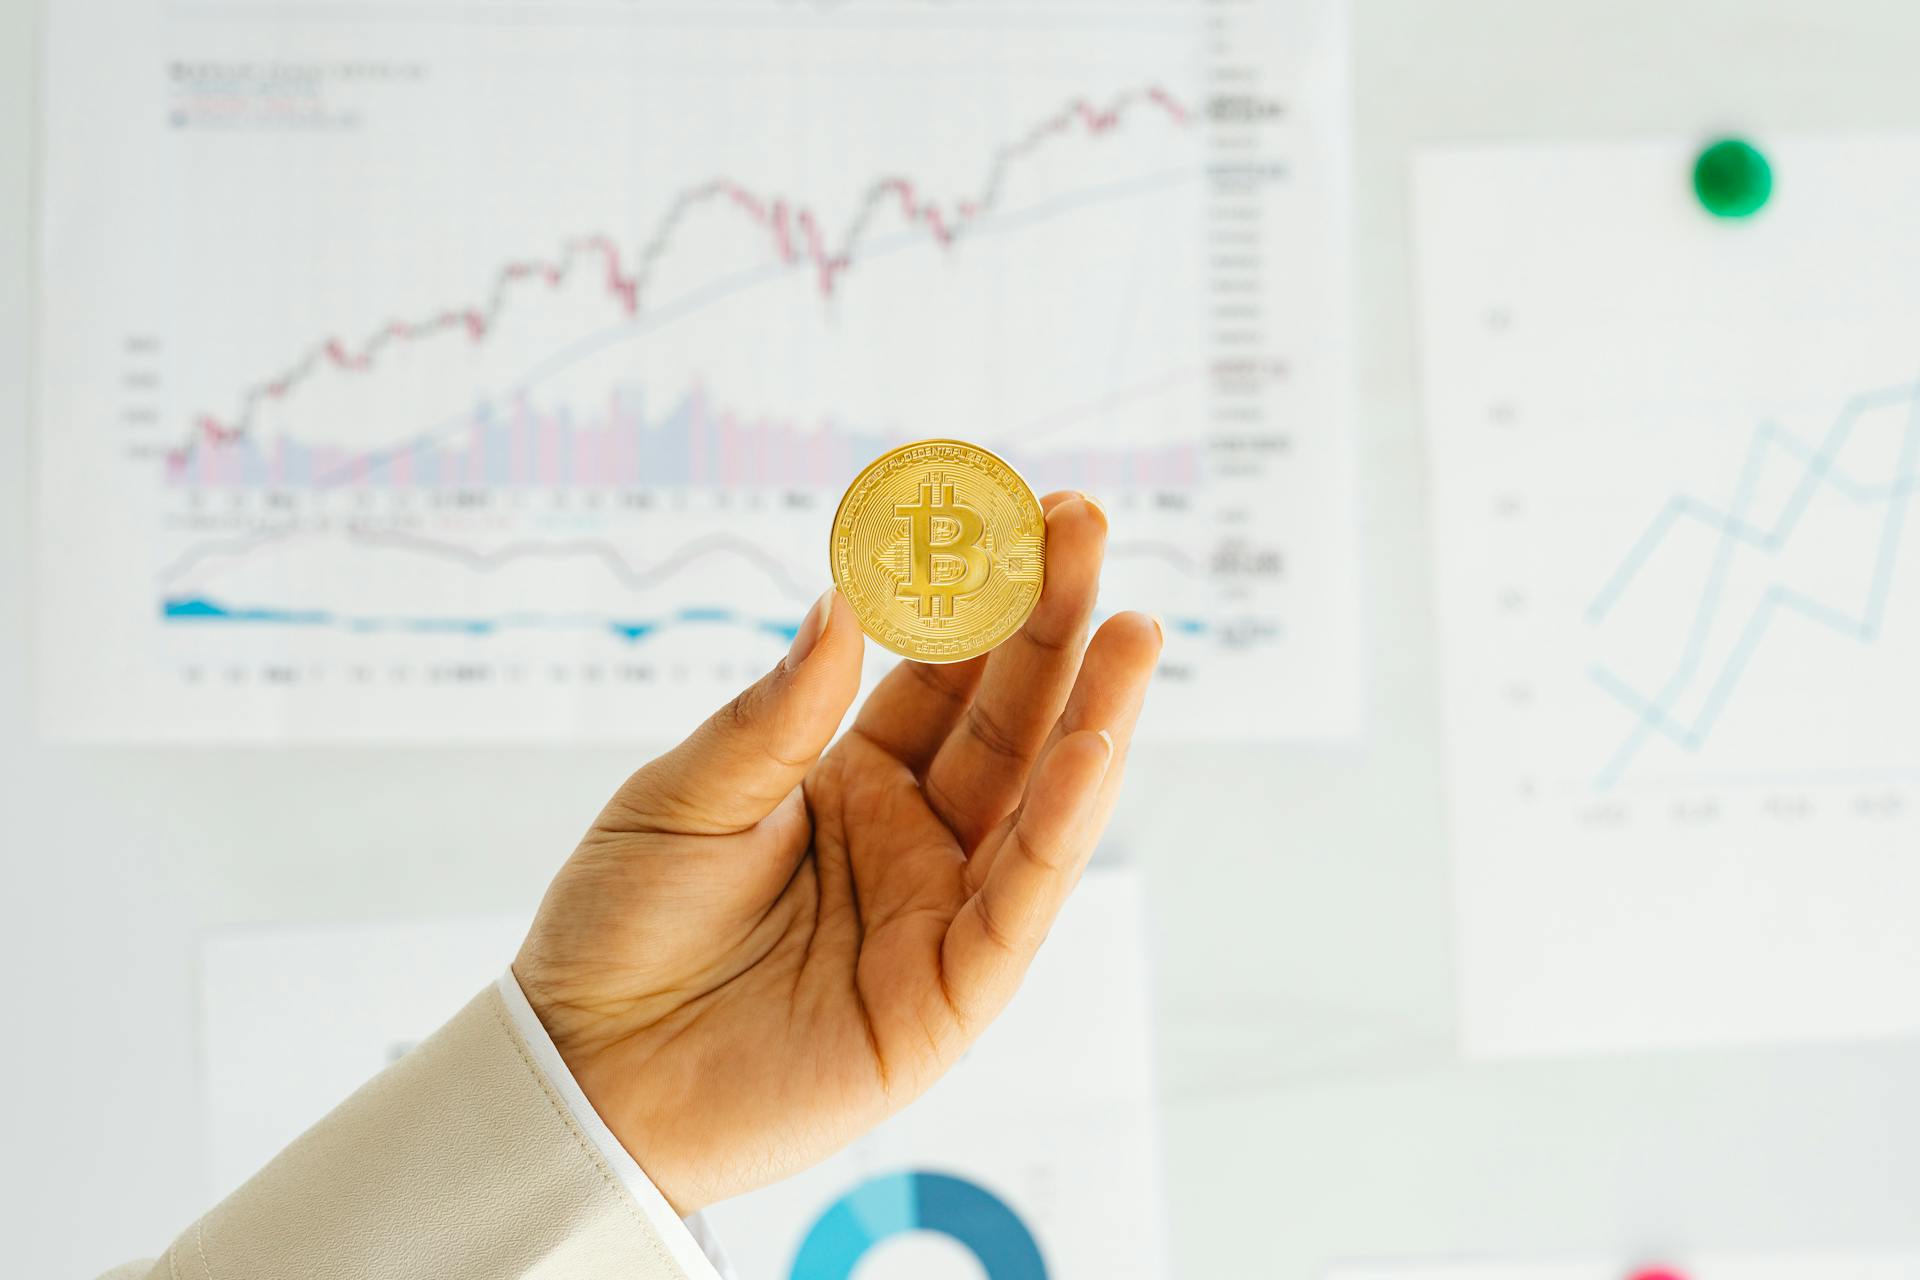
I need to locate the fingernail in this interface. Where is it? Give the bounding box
[1149,614,1166,646]
[1096,728,1116,771]
[1078,491,1109,528]
[786,590,833,671]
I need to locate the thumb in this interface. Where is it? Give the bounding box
[609,589,863,835]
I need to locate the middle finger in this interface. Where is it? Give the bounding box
[922,493,1108,851]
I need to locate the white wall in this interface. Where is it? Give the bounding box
[6,0,1920,1275]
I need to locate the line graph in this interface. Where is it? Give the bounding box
[161,518,1214,608]
[1416,138,1920,1058]
[40,0,1358,742]
[1585,385,1920,620]
[165,164,1197,489]
[180,85,1191,457]
[1587,380,1920,788]
[162,525,819,599]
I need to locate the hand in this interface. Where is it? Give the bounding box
[512,492,1160,1214]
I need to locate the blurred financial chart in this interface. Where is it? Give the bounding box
[1416,138,1920,1058]
[33,0,1920,1276]
[36,0,1359,742]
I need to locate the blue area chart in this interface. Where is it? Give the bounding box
[161,595,804,646]
[160,594,1210,649]
[790,1171,1047,1280]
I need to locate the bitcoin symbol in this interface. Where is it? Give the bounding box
[894,472,992,618]
[831,439,1045,663]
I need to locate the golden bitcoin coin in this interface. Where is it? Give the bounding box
[830,439,1046,663]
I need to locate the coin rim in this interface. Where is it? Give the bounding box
[827,437,1046,665]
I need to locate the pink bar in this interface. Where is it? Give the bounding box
[539,414,561,487]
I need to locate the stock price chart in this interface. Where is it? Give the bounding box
[39,0,1357,741]
[1418,138,1920,1056]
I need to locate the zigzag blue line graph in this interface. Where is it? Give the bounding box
[1586,378,1920,790]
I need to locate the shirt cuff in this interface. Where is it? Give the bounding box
[494,970,735,1280]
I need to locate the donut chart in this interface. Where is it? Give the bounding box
[789,1170,1048,1280]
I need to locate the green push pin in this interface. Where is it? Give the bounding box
[1693,137,1772,219]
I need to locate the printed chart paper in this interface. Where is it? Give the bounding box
[1417,138,1920,1057]
[38,0,1359,743]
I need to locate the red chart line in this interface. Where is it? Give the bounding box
[181,85,1192,463]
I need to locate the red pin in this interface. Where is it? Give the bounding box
[1629,1267,1689,1280]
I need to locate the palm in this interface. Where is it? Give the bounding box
[516,493,1160,1214]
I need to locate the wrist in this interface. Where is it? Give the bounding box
[570,1050,703,1216]
[507,963,701,1215]
[489,970,726,1277]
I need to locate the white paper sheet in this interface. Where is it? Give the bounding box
[37,0,1358,743]
[1416,138,1920,1056]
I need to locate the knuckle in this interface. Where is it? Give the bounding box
[964,701,1028,765]
[974,889,1020,954]
[1009,823,1068,875]
[719,683,761,734]
[715,677,815,772]
[759,735,818,772]
[1020,618,1078,656]
[907,660,968,705]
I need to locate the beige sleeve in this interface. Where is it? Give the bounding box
[108,985,693,1280]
